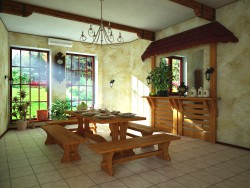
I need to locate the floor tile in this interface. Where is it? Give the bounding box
[189,170,224,185]
[98,180,128,188]
[0,179,11,188]
[123,162,150,173]
[113,165,135,178]
[36,170,62,184]
[119,174,153,188]
[8,159,30,169]
[78,162,101,173]
[139,170,170,184]
[0,169,9,181]
[10,166,34,178]
[2,128,250,188]
[66,174,96,188]
[11,174,39,188]
[32,162,55,173]
[41,180,70,188]
[88,171,116,184]
[175,174,210,188]
[228,170,250,187]
[156,180,186,188]
[58,166,84,178]
[212,180,246,188]
[155,166,185,179]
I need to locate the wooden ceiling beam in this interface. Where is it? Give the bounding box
[0,0,155,41]
[170,0,215,21]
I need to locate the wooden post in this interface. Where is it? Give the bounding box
[210,43,217,98]
[151,56,156,94]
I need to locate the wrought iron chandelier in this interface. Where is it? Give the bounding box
[80,0,124,46]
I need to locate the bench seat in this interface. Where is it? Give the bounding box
[88,134,180,175]
[127,122,164,137]
[41,125,88,163]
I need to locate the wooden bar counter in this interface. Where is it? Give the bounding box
[143,96,218,142]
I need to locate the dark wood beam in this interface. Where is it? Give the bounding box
[170,0,215,21]
[0,0,155,41]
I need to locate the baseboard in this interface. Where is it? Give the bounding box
[216,141,250,151]
[0,129,9,139]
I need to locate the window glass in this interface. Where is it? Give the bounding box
[66,53,95,110]
[10,47,50,120]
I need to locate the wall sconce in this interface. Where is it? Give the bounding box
[110,79,115,88]
[5,75,14,85]
[146,75,151,85]
[204,68,214,81]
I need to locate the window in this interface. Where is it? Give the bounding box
[66,53,95,110]
[10,47,50,120]
[161,56,183,94]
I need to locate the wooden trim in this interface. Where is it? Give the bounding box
[169,0,215,21]
[0,0,155,41]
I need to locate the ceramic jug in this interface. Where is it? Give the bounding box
[198,87,203,97]
[203,89,209,97]
[190,87,197,97]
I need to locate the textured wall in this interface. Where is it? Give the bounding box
[216,0,250,148]
[0,19,9,135]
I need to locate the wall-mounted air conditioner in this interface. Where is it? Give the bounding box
[48,38,73,48]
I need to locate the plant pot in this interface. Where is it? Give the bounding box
[37,110,48,121]
[16,120,28,131]
[157,90,169,97]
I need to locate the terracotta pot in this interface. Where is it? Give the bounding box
[37,110,48,121]
[17,120,27,131]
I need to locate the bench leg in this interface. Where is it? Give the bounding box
[44,133,55,145]
[157,142,170,161]
[61,144,81,163]
[101,152,114,176]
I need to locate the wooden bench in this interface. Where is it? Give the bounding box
[46,119,97,133]
[126,122,164,137]
[88,134,180,176]
[41,125,88,163]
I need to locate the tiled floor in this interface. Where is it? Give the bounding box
[0,125,250,188]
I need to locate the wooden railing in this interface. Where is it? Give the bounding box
[143,96,218,142]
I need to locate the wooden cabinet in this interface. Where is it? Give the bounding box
[143,96,218,142]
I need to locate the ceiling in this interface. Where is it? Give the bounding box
[0,0,238,44]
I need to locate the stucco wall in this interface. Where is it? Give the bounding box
[155,0,250,148]
[216,0,250,148]
[0,19,9,135]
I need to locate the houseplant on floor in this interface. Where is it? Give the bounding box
[50,99,70,120]
[12,90,30,131]
[147,60,172,96]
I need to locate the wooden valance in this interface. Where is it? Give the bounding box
[141,21,238,61]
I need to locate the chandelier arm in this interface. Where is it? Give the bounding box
[103,27,114,43]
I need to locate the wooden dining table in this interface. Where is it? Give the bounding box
[64,110,146,144]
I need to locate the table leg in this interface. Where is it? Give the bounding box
[110,122,134,159]
[109,123,119,141]
[76,117,85,136]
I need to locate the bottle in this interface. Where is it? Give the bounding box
[198,87,203,97]
[190,87,197,97]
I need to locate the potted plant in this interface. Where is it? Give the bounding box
[12,90,30,131]
[50,99,70,120]
[147,61,172,96]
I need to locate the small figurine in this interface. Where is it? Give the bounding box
[178,82,188,97]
